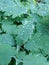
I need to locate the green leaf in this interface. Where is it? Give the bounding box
[36,3,49,16]
[24,32,49,54]
[0,34,15,45]
[0,44,16,65]
[38,15,49,25]
[2,20,17,34]
[16,21,34,45]
[0,0,27,18]
[16,51,26,60]
[23,53,49,65]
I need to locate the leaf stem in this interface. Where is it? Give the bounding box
[16,45,20,65]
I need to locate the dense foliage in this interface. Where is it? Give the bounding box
[0,0,49,65]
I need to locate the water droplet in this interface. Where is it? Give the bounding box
[24,20,28,25]
[21,33,23,36]
[36,54,39,57]
[4,17,7,19]
[23,31,24,33]
[32,25,34,29]
[33,41,35,43]
[39,39,40,41]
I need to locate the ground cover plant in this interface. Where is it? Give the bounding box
[0,0,49,65]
